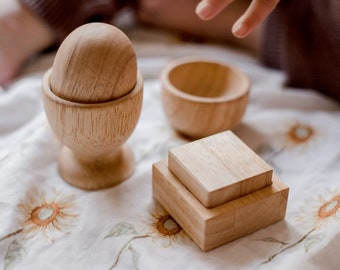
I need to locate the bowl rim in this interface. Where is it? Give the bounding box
[160,56,250,103]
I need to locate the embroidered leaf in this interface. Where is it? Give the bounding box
[4,240,26,270]
[104,222,138,239]
[304,233,324,252]
[254,237,288,246]
[128,245,140,270]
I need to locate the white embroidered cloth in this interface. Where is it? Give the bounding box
[1,28,340,270]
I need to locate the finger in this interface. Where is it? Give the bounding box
[232,0,279,38]
[196,0,234,21]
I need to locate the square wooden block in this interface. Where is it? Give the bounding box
[152,160,289,252]
[168,131,273,208]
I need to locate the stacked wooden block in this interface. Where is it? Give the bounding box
[152,131,289,251]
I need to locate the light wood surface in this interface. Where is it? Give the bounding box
[42,23,143,189]
[168,131,273,208]
[50,23,137,103]
[161,57,249,139]
[153,160,289,251]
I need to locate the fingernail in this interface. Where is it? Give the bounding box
[195,1,214,20]
[232,23,247,38]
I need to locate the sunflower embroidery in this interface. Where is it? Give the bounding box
[283,122,317,149]
[296,189,340,231]
[16,188,78,241]
[146,202,187,248]
[258,190,340,263]
[105,203,188,269]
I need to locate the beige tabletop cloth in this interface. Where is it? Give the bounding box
[1,27,340,270]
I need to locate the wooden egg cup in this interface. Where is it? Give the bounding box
[42,69,143,190]
[161,57,250,139]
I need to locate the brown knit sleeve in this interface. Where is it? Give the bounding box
[19,0,119,41]
[260,0,340,102]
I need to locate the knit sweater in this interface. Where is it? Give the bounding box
[19,0,133,40]
[20,0,340,102]
[261,0,340,101]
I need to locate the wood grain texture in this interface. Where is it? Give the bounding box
[168,131,273,208]
[161,57,249,139]
[50,23,137,103]
[152,160,289,252]
[42,69,143,189]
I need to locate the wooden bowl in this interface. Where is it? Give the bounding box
[161,57,250,139]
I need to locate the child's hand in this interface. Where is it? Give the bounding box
[196,0,280,38]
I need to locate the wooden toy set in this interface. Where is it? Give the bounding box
[41,22,289,252]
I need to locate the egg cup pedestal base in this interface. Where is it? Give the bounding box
[58,144,134,190]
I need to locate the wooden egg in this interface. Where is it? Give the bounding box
[161,57,250,139]
[50,22,137,103]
